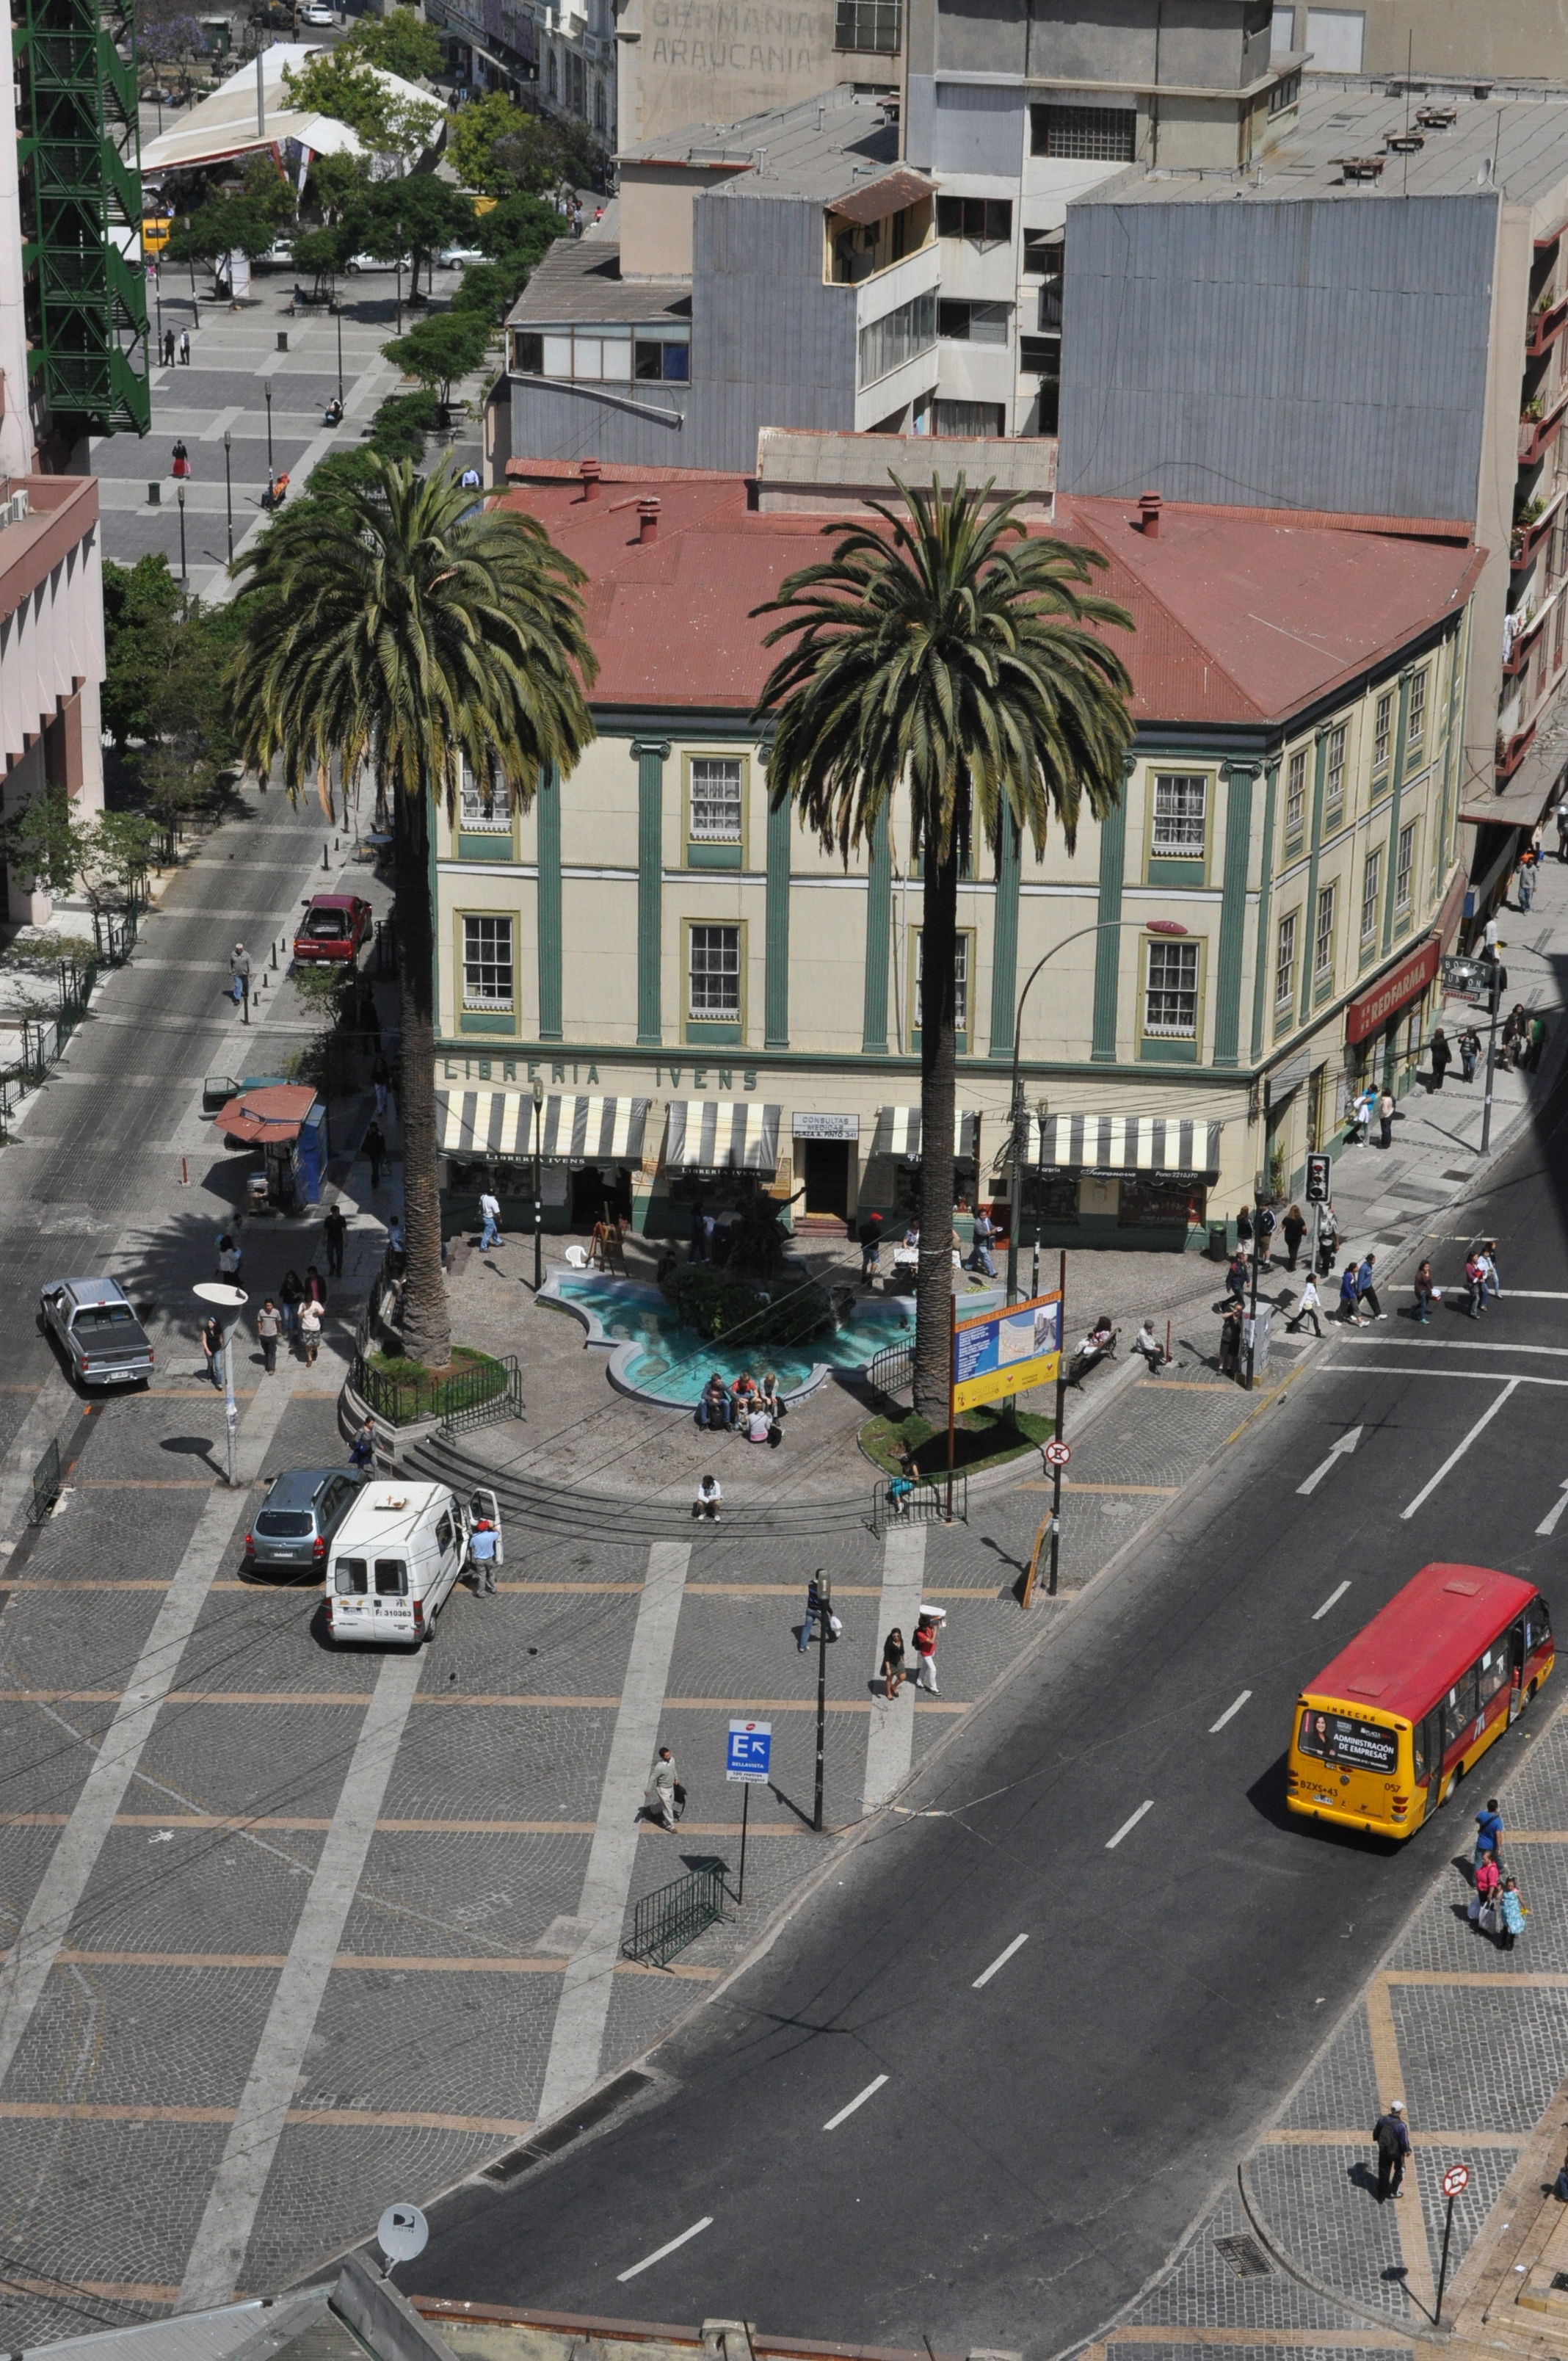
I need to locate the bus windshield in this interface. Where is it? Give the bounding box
[1297,1708,1398,1774]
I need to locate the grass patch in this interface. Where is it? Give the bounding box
[859,1401,1054,1480]
[360,1344,506,1424]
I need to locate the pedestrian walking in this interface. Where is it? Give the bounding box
[468,1515,499,1596]
[1480,1239,1502,1302]
[1356,1253,1384,1320]
[279,1267,303,1338]
[1475,1797,1504,1873]
[322,1204,347,1278]
[1286,1274,1324,1336]
[860,1209,883,1283]
[349,1416,377,1473]
[799,1573,827,1653]
[1464,1250,1487,1319]
[1236,1205,1254,1255]
[1470,1850,1500,1926]
[478,1186,501,1250]
[1133,1316,1164,1372]
[255,1297,280,1374]
[1255,1203,1277,1270]
[968,1205,997,1278]
[1429,1027,1451,1090]
[298,1297,322,1366]
[1338,1262,1366,1325]
[216,1230,242,1281]
[1282,1203,1306,1272]
[912,1611,940,1693]
[228,942,250,1012]
[304,1265,327,1315]
[692,1473,721,1522]
[1372,2100,1410,2202]
[1224,1251,1249,1308]
[880,1627,907,1697]
[362,1120,386,1189]
[1558,800,1568,861]
[1518,852,1536,911]
[200,1313,224,1387]
[178,327,190,363]
[371,1051,390,1117]
[1459,1024,1481,1082]
[171,438,191,480]
[1377,1085,1395,1149]
[161,326,175,366]
[645,1746,678,1829]
[1500,1876,1528,1950]
[1412,1259,1435,1325]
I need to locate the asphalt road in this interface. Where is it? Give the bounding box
[413,1081,1568,2358]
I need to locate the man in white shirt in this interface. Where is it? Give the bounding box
[479,1189,501,1251]
[1133,1319,1163,1373]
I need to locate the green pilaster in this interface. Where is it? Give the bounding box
[987,813,1022,1059]
[1437,628,1462,876]
[1380,670,1413,953]
[1249,759,1280,1065]
[1090,793,1127,1062]
[535,764,562,1042]
[764,793,791,1048]
[1296,729,1329,1026]
[632,739,669,1046]
[1213,763,1256,1069]
[862,804,892,1053]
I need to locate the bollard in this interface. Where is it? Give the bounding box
[322,843,329,870]
[148,481,161,505]
[277,330,288,352]
[272,941,279,968]
[180,1156,189,1184]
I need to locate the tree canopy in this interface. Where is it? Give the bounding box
[382,309,491,403]
[340,4,443,81]
[281,49,440,160]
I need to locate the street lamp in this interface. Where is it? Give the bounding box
[193,1282,247,1486]
[263,377,274,473]
[335,301,344,404]
[531,1075,544,1290]
[175,479,188,595]
[222,427,233,563]
[812,1567,831,1833]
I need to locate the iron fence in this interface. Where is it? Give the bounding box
[440,1356,524,1436]
[352,1349,520,1430]
[870,1470,968,1534]
[866,1340,913,1398]
[623,1865,730,1969]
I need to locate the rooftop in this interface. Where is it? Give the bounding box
[507,238,690,327]
[140,40,434,173]
[496,458,1484,724]
[1084,77,1568,217]
[617,84,907,206]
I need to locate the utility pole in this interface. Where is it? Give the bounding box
[175,482,188,600]
[531,1076,544,1290]
[263,377,274,473]
[1480,947,1504,1154]
[222,428,233,563]
[812,1567,830,1832]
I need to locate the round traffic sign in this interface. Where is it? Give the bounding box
[1441,2164,1470,2199]
[377,2202,429,2263]
[1044,1440,1071,1468]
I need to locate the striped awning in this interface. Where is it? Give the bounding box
[871,1106,981,1160]
[664,1100,780,1171]
[437,1090,647,1163]
[1037,1113,1222,1175]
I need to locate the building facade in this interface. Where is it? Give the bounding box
[1271,1,1568,83]
[432,451,1480,1252]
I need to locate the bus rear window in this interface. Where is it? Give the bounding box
[1298,1708,1398,1775]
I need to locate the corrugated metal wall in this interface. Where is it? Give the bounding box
[1057,192,1498,521]
[507,380,692,468]
[689,192,860,467]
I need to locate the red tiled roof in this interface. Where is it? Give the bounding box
[496,469,1486,725]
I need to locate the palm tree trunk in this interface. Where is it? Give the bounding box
[913,848,959,1421]
[393,776,452,1370]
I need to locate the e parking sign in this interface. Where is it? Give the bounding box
[727,1719,772,1783]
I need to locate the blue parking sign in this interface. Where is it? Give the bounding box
[726,1719,772,1782]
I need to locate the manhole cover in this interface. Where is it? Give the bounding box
[1214,2234,1273,2280]
[1373,1233,1409,1247]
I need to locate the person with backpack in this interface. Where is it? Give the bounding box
[1372,2100,1410,2202]
[1475,1798,1504,1873]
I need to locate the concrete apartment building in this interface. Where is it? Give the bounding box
[432,444,1479,1250]
[1272,2,1568,83]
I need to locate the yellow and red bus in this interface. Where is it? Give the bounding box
[1288,1562,1553,1839]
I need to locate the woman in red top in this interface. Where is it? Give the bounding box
[912,1614,939,1694]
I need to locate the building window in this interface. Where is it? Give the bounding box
[459,761,514,832]
[593,79,606,131]
[915,929,970,1034]
[1019,333,1061,431]
[932,399,1005,437]
[1314,881,1335,987]
[1304,6,1365,72]
[1373,689,1394,772]
[1030,103,1136,162]
[1151,772,1207,857]
[567,48,585,111]
[858,289,937,386]
[1284,748,1306,841]
[1406,667,1427,755]
[546,46,556,94]
[1023,226,1064,276]
[1268,69,1301,113]
[938,298,1010,346]
[835,0,900,48]
[1395,820,1416,916]
[1322,722,1347,820]
[1275,911,1297,1012]
[514,323,692,383]
[1144,937,1199,1039]
[1360,846,1381,945]
[936,195,1012,242]
[689,757,743,844]
[462,914,514,1009]
[689,924,741,1018]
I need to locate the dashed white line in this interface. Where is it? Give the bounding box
[972,1933,1028,1988]
[617,2216,714,2282]
[1209,1691,1252,1733]
[1106,1801,1153,1850]
[823,2074,888,2130]
[1313,1581,1351,1620]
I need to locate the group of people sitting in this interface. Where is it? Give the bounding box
[696,1369,788,1445]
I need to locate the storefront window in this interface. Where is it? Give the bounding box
[1117,1178,1205,1227]
[1025,1172,1081,1224]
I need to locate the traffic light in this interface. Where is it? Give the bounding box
[1305,1152,1331,1203]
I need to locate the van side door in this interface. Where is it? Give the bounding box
[431,1506,461,1606]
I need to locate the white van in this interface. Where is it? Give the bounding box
[324,1481,502,1647]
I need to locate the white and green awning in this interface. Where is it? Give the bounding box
[664,1100,780,1171]
[437,1090,648,1163]
[1037,1113,1222,1175]
[871,1106,981,1160]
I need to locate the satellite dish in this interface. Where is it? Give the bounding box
[377,2202,429,2265]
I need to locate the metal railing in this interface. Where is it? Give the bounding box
[866,1340,913,1398]
[439,1354,524,1436]
[870,1470,968,1534]
[352,1349,521,1430]
[623,1865,730,1969]
[29,1438,61,1525]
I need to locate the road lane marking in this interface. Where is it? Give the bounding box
[1336,1337,1568,1358]
[1313,1581,1351,1620]
[972,1934,1028,1988]
[863,1523,926,1815]
[823,2074,889,2130]
[1401,1378,1519,1520]
[1324,1364,1568,1386]
[1538,1480,1568,1537]
[1296,1426,1362,1495]
[617,2217,714,2282]
[1106,1801,1153,1850]
[1209,1691,1252,1733]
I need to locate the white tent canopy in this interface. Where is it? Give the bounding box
[140,42,435,178]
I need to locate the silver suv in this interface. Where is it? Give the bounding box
[245,1468,363,1575]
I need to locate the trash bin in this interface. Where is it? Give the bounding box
[1208,1220,1230,1261]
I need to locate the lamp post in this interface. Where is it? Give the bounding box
[335,300,344,404]
[1480,943,1506,1156]
[812,1567,831,1833]
[222,427,233,563]
[175,480,188,597]
[193,1283,247,1487]
[531,1075,544,1290]
[263,377,273,473]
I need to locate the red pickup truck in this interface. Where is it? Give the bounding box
[294,893,373,964]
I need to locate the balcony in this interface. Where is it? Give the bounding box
[1504,602,1548,675]
[1519,380,1568,467]
[1510,481,1567,571]
[1497,719,1538,783]
[1528,293,1568,358]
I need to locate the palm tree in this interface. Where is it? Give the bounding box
[229,457,596,1370]
[753,476,1135,1421]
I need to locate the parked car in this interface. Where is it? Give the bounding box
[294,893,372,964]
[437,244,487,269]
[257,238,296,266]
[344,252,412,274]
[245,1467,363,1575]
[298,1,335,21]
[39,1277,155,1389]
